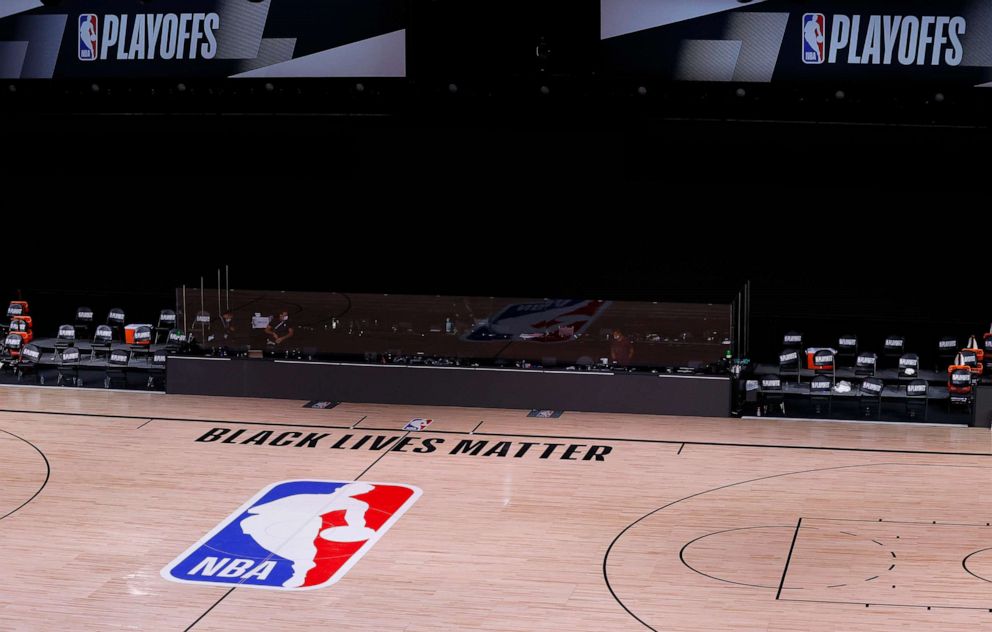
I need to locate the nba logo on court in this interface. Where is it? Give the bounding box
[161,480,421,590]
[78,14,99,61]
[403,418,432,431]
[802,13,825,64]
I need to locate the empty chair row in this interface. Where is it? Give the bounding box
[783,332,992,363]
[778,349,922,378]
[6,342,168,389]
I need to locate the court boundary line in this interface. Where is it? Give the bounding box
[778,596,992,612]
[355,427,992,457]
[0,428,51,522]
[0,408,358,431]
[602,462,992,631]
[0,406,989,457]
[802,517,992,528]
[0,383,165,395]
[742,415,967,428]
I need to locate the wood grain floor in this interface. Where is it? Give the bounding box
[0,386,988,631]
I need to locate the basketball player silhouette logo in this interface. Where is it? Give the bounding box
[162,480,421,590]
[803,13,825,64]
[78,15,99,61]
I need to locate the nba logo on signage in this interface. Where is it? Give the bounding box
[161,480,421,590]
[802,13,825,64]
[78,14,99,61]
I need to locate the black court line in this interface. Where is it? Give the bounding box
[287,425,992,458]
[0,408,358,431]
[471,421,484,434]
[351,415,367,430]
[603,462,992,632]
[803,516,992,528]
[1,406,991,458]
[678,525,808,590]
[776,518,803,600]
[963,548,992,583]
[135,419,153,430]
[779,596,992,612]
[354,431,412,479]
[183,588,235,632]
[0,428,50,522]
[677,443,685,455]
[185,431,413,630]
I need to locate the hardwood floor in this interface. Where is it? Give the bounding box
[0,387,988,630]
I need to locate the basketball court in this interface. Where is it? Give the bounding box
[0,387,989,631]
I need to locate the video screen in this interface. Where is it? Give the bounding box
[179,289,732,369]
[0,0,406,79]
[601,0,992,86]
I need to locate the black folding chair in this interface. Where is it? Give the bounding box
[74,306,94,340]
[6,301,26,319]
[897,353,920,381]
[854,352,877,378]
[778,349,801,382]
[154,309,177,344]
[105,349,131,389]
[758,375,785,416]
[809,374,832,415]
[812,349,835,381]
[857,376,884,418]
[107,307,126,341]
[57,346,81,386]
[882,335,905,369]
[16,343,43,384]
[2,333,23,367]
[837,334,858,368]
[166,328,186,353]
[782,331,803,352]
[129,325,153,360]
[91,325,113,360]
[936,336,958,371]
[54,324,76,359]
[905,379,928,421]
[147,350,168,389]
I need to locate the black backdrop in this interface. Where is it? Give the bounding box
[0,2,988,347]
[2,1,992,181]
[3,236,988,369]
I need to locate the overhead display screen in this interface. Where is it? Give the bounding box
[0,0,406,79]
[601,0,992,87]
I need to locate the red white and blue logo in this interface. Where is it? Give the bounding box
[463,299,611,342]
[161,480,421,590]
[802,13,826,64]
[403,418,433,431]
[78,14,99,61]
